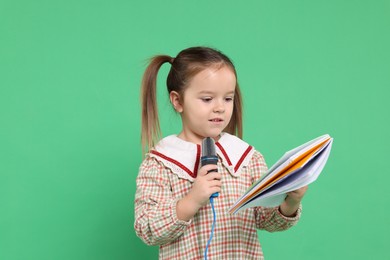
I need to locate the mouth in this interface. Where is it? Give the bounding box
[209,118,223,122]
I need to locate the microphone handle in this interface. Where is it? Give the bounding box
[201,155,219,198]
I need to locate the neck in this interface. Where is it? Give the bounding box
[177,132,222,145]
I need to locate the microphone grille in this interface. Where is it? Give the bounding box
[202,137,216,157]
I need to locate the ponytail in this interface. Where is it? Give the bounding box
[140,55,173,154]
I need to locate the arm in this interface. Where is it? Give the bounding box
[134,156,222,245]
[255,186,307,232]
[249,151,304,232]
[134,157,191,245]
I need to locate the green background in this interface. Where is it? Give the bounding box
[1,0,389,259]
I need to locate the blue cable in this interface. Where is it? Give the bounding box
[204,197,216,260]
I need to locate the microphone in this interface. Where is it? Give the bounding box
[201,137,219,198]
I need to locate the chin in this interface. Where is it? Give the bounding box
[205,131,223,139]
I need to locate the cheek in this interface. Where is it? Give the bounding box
[193,102,209,112]
[186,103,206,118]
[227,103,234,115]
[193,107,209,119]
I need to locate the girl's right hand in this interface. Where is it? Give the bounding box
[176,165,221,221]
[188,164,222,207]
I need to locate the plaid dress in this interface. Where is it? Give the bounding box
[134,133,301,259]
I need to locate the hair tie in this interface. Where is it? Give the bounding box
[169,57,175,64]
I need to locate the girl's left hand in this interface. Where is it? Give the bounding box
[279,185,308,217]
[286,185,308,205]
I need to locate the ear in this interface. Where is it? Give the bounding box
[169,91,183,113]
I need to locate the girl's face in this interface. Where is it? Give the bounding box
[170,66,236,144]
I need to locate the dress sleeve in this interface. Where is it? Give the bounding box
[249,150,302,232]
[134,156,191,245]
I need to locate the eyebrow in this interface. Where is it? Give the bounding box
[198,90,235,95]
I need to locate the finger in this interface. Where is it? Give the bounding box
[290,185,308,194]
[208,183,221,192]
[198,165,218,176]
[209,179,222,188]
[294,186,308,195]
[205,172,222,180]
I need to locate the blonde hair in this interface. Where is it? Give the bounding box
[140,46,243,154]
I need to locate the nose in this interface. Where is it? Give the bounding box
[213,99,225,113]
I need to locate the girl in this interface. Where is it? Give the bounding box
[134,46,308,259]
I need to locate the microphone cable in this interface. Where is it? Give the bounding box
[204,197,217,260]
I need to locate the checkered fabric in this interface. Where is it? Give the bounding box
[134,137,301,259]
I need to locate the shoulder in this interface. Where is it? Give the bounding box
[140,136,199,182]
[251,150,266,162]
[137,154,175,187]
[139,154,167,175]
[248,150,267,168]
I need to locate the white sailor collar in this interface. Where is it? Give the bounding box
[149,132,254,182]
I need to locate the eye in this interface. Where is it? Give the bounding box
[225,96,234,102]
[201,97,213,103]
